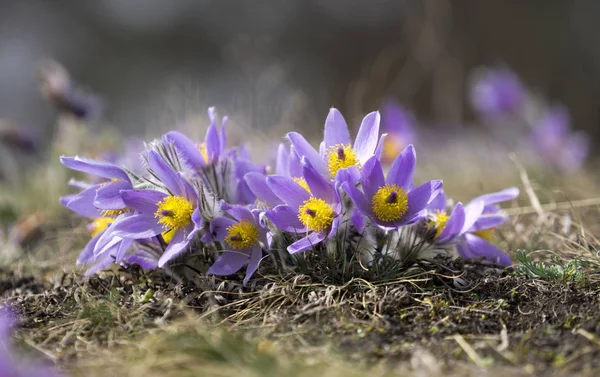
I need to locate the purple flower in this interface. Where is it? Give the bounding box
[206,201,267,285]
[470,67,525,117]
[427,187,519,266]
[0,309,61,377]
[263,158,342,254]
[341,145,442,229]
[531,106,589,174]
[231,146,267,205]
[380,99,418,163]
[112,151,202,267]
[60,156,133,215]
[163,107,227,171]
[245,143,305,208]
[59,157,139,273]
[287,108,384,179]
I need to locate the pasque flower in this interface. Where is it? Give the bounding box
[342,145,442,229]
[260,158,342,253]
[163,107,227,171]
[531,106,589,174]
[206,201,267,285]
[470,67,525,117]
[245,143,305,208]
[426,187,519,266]
[112,150,202,267]
[59,157,138,274]
[380,99,418,163]
[287,108,384,179]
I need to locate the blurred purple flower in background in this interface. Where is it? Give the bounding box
[0,309,61,377]
[531,106,589,174]
[379,99,417,163]
[469,67,525,118]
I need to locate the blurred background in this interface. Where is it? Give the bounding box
[0,0,598,143]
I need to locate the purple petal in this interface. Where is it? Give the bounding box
[475,187,519,207]
[219,119,227,152]
[427,190,446,211]
[205,123,220,162]
[302,158,332,200]
[461,199,485,234]
[60,156,129,182]
[404,180,443,219]
[341,182,374,218]
[360,156,385,200]
[209,217,237,241]
[287,132,328,177]
[77,233,102,264]
[64,185,101,218]
[353,111,380,164]
[124,250,158,270]
[112,214,164,239]
[265,205,307,232]
[386,144,416,190]
[164,131,206,170]
[94,179,131,210]
[351,208,366,233]
[245,172,283,207]
[236,180,256,205]
[324,108,351,149]
[208,106,217,123]
[436,202,465,244]
[471,213,508,231]
[275,143,289,177]
[267,175,310,208]
[373,133,387,160]
[158,231,189,267]
[221,201,254,222]
[120,189,167,214]
[287,231,326,254]
[148,151,184,197]
[84,255,114,277]
[243,246,263,285]
[462,233,512,266]
[178,172,199,204]
[208,250,249,276]
[334,165,360,186]
[288,146,303,178]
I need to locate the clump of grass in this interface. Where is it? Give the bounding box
[513,250,587,285]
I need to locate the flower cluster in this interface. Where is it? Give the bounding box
[60,107,519,284]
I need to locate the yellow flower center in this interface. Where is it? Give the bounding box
[298,197,335,232]
[292,177,311,194]
[198,142,209,164]
[154,195,194,232]
[161,228,176,244]
[371,184,408,222]
[382,136,405,162]
[101,208,128,218]
[225,220,259,250]
[327,144,360,177]
[90,217,114,238]
[429,210,449,238]
[473,228,495,242]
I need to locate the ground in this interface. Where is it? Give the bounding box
[3,246,600,376]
